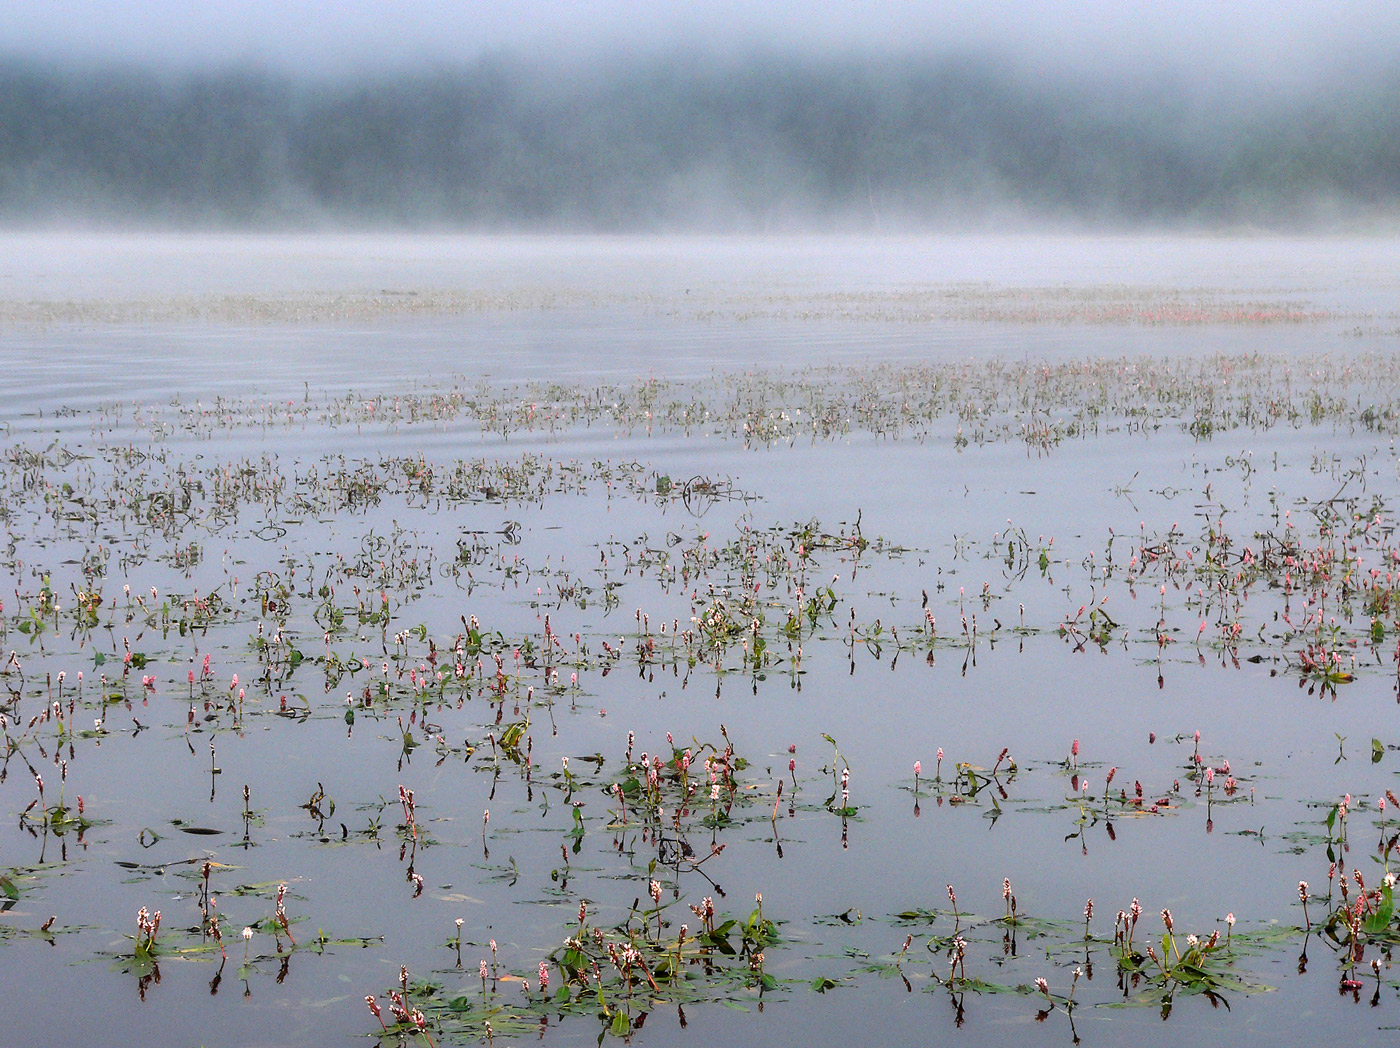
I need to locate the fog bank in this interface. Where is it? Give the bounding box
[2,51,1397,231]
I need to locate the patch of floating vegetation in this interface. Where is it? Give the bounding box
[737,283,1339,327]
[5,350,1400,1044]
[22,351,1398,448]
[0,280,1343,329]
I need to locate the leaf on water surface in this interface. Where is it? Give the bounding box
[1228,922,1306,951]
[230,879,298,896]
[893,908,940,923]
[307,934,383,952]
[1184,972,1269,996]
[0,876,18,901]
[111,955,158,977]
[958,977,1027,995]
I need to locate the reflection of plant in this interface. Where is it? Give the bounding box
[245,882,301,948]
[373,897,782,1043]
[1033,966,1082,1017]
[1297,629,1356,688]
[18,768,94,838]
[694,597,750,651]
[877,883,1282,1024]
[611,730,748,834]
[1317,869,1400,990]
[1109,906,1261,1014]
[133,905,162,958]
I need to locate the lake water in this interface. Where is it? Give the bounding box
[2,232,1399,1047]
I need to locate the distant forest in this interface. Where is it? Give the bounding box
[2,52,1397,229]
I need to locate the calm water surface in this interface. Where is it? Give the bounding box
[0,233,1398,1047]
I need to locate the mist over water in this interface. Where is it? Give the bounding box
[5,9,1400,1048]
[1,45,1397,231]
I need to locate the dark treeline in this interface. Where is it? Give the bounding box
[2,51,1398,230]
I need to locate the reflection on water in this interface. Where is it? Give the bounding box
[0,234,1398,1047]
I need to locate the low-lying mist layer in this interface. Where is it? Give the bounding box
[2,50,1398,231]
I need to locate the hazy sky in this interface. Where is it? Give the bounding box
[6,0,1398,87]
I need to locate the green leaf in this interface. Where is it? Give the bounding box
[1373,738,1385,764]
[1365,883,1394,934]
[811,976,839,993]
[610,1011,630,1036]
